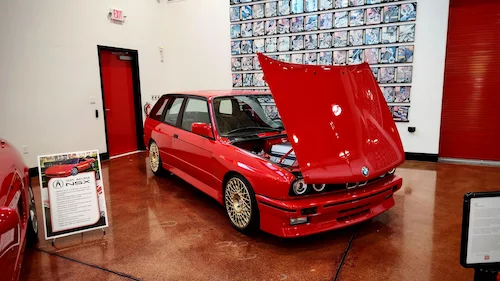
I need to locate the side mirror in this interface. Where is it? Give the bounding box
[0,207,20,234]
[191,123,214,139]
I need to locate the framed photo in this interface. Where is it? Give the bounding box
[305,0,318,12]
[365,28,380,45]
[291,53,303,64]
[240,0,252,2]
[241,40,253,54]
[254,39,265,53]
[334,11,348,28]
[253,21,265,36]
[400,3,417,21]
[291,35,305,50]
[382,87,395,102]
[381,26,397,43]
[231,24,241,39]
[304,52,318,65]
[230,0,240,4]
[350,9,364,27]
[278,37,291,51]
[319,13,333,30]
[349,30,363,46]
[380,47,396,63]
[231,41,241,55]
[240,5,252,20]
[232,73,243,87]
[265,37,277,52]
[278,18,291,34]
[279,54,291,62]
[241,57,253,71]
[383,5,399,23]
[333,50,347,65]
[399,24,416,42]
[305,34,318,49]
[265,2,278,17]
[253,56,262,70]
[291,16,304,32]
[397,46,414,63]
[366,0,382,3]
[253,4,265,19]
[365,48,379,64]
[392,106,409,122]
[335,0,348,8]
[396,66,413,83]
[318,32,333,48]
[231,57,242,71]
[379,67,396,83]
[305,15,318,31]
[291,0,304,14]
[349,0,364,6]
[253,72,266,87]
[319,51,333,65]
[241,22,253,37]
[230,7,240,22]
[366,7,382,25]
[348,49,364,65]
[278,0,291,16]
[320,0,333,10]
[394,86,411,102]
[266,20,277,35]
[243,73,253,87]
[333,31,348,47]
[371,67,379,81]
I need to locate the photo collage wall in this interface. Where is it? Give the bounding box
[229,0,417,122]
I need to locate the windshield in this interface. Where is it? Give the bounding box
[61,158,79,165]
[213,95,284,136]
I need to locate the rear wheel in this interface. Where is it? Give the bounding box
[149,141,165,176]
[26,186,38,246]
[224,175,259,234]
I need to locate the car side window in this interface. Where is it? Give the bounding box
[163,97,184,125]
[149,96,169,121]
[181,98,211,132]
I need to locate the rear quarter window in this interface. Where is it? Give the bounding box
[149,96,169,121]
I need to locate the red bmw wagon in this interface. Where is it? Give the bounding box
[143,54,405,238]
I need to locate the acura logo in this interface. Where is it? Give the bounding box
[361,166,369,177]
[52,180,64,189]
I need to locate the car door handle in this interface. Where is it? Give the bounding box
[173,134,178,139]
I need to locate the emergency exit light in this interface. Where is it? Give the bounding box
[110,8,124,22]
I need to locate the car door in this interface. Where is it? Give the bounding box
[171,97,218,194]
[156,96,185,168]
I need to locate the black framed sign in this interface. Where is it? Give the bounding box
[460,191,500,269]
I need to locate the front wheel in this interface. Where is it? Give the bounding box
[149,141,165,176]
[71,167,78,176]
[224,175,259,234]
[26,186,38,246]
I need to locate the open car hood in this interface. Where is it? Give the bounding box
[258,53,405,184]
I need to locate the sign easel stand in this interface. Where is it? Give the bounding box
[51,228,107,246]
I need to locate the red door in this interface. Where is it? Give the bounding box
[439,0,500,161]
[99,49,138,157]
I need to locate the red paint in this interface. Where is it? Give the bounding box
[44,158,95,178]
[439,0,500,161]
[100,49,138,157]
[143,56,404,237]
[0,139,33,281]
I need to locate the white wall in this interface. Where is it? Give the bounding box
[0,0,169,167]
[164,0,450,155]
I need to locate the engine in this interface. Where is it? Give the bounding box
[269,142,296,167]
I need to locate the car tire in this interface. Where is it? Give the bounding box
[71,167,78,176]
[224,174,259,234]
[149,141,165,176]
[26,186,38,247]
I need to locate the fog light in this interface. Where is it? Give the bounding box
[290,217,309,226]
[292,179,308,195]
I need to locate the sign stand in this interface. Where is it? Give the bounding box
[51,228,107,246]
[460,192,500,281]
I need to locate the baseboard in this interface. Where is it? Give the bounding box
[405,152,438,162]
[29,152,110,178]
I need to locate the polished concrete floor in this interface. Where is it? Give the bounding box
[19,153,500,281]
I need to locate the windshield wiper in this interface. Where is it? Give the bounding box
[226,127,283,135]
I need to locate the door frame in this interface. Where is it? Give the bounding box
[97,45,146,159]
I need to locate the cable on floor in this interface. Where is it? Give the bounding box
[333,228,357,281]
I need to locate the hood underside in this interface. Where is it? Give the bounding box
[258,53,405,184]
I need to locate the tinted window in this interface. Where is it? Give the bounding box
[163,97,184,125]
[149,96,169,121]
[181,98,211,132]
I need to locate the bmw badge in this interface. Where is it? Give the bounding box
[361,166,370,177]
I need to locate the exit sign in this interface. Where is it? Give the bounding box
[110,8,124,22]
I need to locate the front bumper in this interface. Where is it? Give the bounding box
[256,175,403,238]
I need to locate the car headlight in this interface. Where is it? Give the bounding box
[292,179,308,195]
[312,184,326,192]
[388,168,396,175]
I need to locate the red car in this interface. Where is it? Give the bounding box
[0,139,38,280]
[143,55,404,238]
[44,158,96,178]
